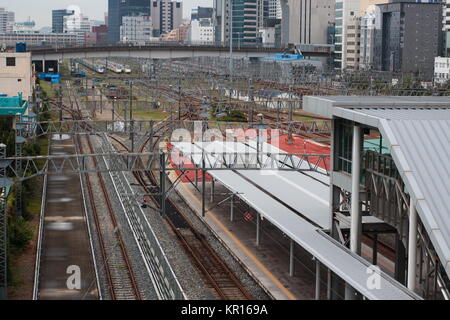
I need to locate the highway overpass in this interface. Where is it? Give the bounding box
[30,44,334,61]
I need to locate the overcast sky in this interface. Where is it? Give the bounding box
[0,0,213,28]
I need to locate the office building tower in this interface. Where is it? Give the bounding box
[0,8,15,33]
[52,9,75,33]
[108,0,151,43]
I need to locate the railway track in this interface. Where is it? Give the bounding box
[109,118,254,300]
[76,134,142,300]
[66,87,141,300]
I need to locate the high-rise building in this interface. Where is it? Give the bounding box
[281,0,335,45]
[444,0,450,56]
[0,7,15,34]
[214,0,268,44]
[63,6,91,36]
[359,7,378,70]
[108,0,151,43]
[93,25,109,44]
[52,9,75,33]
[334,0,391,70]
[150,0,183,37]
[191,7,214,21]
[213,0,226,41]
[268,0,282,19]
[373,1,443,78]
[189,18,215,43]
[434,56,450,84]
[120,15,153,44]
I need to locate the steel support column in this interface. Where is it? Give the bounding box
[194,167,198,188]
[230,194,234,222]
[15,123,24,217]
[210,178,215,203]
[395,232,406,285]
[0,143,7,300]
[112,100,115,122]
[350,124,362,254]
[289,239,294,277]
[315,259,321,300]
[201,155,206,217]
[327,268,331,300]
[130,119,135,153]
[256,213,261,246]
[148,120,154,152]
[372,233,378,265]
[407,197,418,291]
[159,152,166,216]
[346,124,362,300]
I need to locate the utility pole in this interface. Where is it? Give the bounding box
[100,86,103,114]
[129,81,134,152]
[59,82,63,122]
[85,75,89,114]
[229,0,233,82]
[129,80,133,121]
[14,113,24,218]
[178,79,182,120]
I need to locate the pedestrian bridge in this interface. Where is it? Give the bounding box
[30,44,333,61]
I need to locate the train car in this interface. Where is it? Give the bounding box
[104,61,123,73]
[123,66,132,74]
[97,66,106,74]
[76,59,106,74]
[102,60,132,74]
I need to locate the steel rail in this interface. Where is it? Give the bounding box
[78,134,142,300]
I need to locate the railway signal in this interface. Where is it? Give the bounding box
[141,196,148,208]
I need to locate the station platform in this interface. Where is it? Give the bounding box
[37,134,98,300]
[168,169,316,300]
[168,140,419,300]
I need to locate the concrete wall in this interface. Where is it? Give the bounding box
[402,3,443,77]
[286,0,335,45]
[0,52,33,99]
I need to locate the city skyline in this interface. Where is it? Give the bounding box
[0,0,213,29]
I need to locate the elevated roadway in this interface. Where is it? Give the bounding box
[30,44,333,61]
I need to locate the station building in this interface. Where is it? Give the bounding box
[304,96,450,299]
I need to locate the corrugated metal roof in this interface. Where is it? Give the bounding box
[304,96,450,277]
[380,117,450,277]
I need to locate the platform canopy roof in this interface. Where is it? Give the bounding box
[173,140,419,300]
[304,96,450,279]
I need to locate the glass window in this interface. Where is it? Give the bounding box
[6,57,16,67]
[336,119,354,173]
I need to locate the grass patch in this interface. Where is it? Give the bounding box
[292,115,316,121]
[6,135,48,289]
[117,109,168,121]
[39,81,56,99]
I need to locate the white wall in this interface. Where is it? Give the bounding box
[0,52,33,99]
[434,57,450,84]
